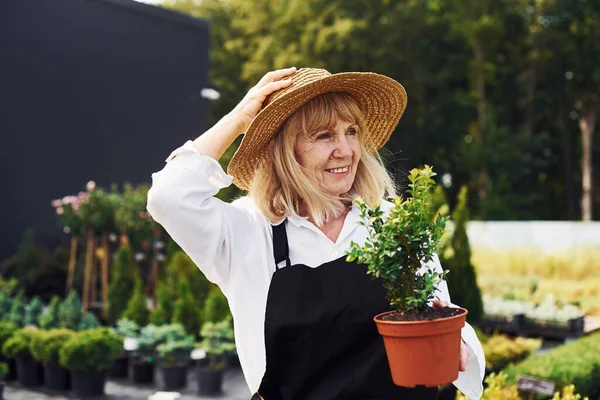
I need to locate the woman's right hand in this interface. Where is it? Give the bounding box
[228,67,297,134]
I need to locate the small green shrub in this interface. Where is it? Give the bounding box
[0,292,13,320]
[24,296,44,326]
[0,362,7,380]
[0,321,18,354]
[482,334,541,373]
[199,318,236,371]
[171,278,200,335]
[30,329,75,364]
[108,243,135,324]
[59,292,82,330]
[59,328,123,371]
[503,332,600,397]
[8,296,26,327]
[78,313,101,331]
[122,278,149,326]
[39,296,61,329]
[149,283,173,326]
[2,328,40,359]
[203,286,231,324]
[114,318,139,338]
[156,327,195,366]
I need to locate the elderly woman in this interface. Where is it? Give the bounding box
[147,67,484,400]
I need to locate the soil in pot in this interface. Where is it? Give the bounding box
[44,362,71,391]
[15,355,44,387]
[162,364,187,390]
[197,368,223,396]
[375,306,468,388]
[109,355,129,379]
[130,360,155,384]
[71,369,107,397]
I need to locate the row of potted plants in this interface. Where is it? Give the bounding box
[483,295,585,338]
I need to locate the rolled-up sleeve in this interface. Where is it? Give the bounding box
[147,140,255,284]
[427,256,485,400]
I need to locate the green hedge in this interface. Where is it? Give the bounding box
[59,328,123,371]
[30,329,75,364]
[2,328,40,359]
[482,334,541,373]
[503,332,600,397]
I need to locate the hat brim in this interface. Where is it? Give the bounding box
[227,72,407,191]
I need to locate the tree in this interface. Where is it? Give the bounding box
[39,296,61,329]
[203,286,231,324]
[108,243,135,323]
[8,295,26,328]
[441,186,484,325]
[24,296,44,326]
[171,278,201,336]
[149,282,173,326]
[122,278,149,327]
[59,291,82,330]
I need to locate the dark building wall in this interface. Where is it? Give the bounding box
[0,0,210,260]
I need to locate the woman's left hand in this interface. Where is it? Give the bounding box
[432,299,469,372]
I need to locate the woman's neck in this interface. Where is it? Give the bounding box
[300,200,351,242]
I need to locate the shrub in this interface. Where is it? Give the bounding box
[441,186,484,325]
[114,318,139,338]
[482,334,541,373]
[59,328,123,371]
[108,243,135,324]
[122,278,149,326]
[171,278,200,335]
[156,325,195,366]
[24,296,44,326]
[166,251,211,308]
[203,286,231,324]
[503,332,600,397]
[199,318,236,371]
[39,296,61,329]
[149,282,173,326]
[0,322,18,355]
[78,313,101,331]
[0,292,13,320]
[59,292,82,330]
[30,329,75,364]
[8,295,26,327]
[2,328,40,359]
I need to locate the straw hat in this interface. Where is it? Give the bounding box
[227,68,407,190]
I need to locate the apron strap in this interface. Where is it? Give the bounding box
[272,220,291,270]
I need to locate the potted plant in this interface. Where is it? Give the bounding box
[346,166,467,388]
[129,324,161,384]
[1,328,44,387]
[0,322,17,381]
[155,324,194,390]
[0,362,7,399]
[30,329,74,390]
[197,318,236,395]
[109,318,138,378]
[58,327,122,397]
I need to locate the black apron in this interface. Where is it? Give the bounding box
[254,220,438,400]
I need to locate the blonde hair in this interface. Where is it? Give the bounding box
[249,92,397,226]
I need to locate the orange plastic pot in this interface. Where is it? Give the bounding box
[374,307,468,388]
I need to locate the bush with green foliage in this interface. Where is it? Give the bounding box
[200,318,236,371]
[59,328,123,371]
[149,283,173,326]
[203,287,231,324]
[482,334,541,373]
[166,251,211,307]
[441,186,484,325]
[78,313,101,331]
[503,332,600,397]
[114,318,139,338]
[2,328,40,359]
[156,324,195,366]
[0,292,13,320]
[0,321,18,355]
[24,296,44,326]
[122,278,149,326]
[8,295,26,327]
[59,292,82,330]
[172,278,201,335]
[39,296,61,329]
[30,329,75,364]
[108,243,135,324]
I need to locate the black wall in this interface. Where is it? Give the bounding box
[0,0,210,260]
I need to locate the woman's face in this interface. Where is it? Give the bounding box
[294,118,361,196]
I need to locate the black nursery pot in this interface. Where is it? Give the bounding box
[70,369,107,397]
[44,362,71,391]
[15,355,44,387]
[109,355,129,379]
[197,368,223,396]
[162,364,187,390]
[130,360,155,384]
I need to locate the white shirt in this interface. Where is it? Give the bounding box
[147,140,485,400]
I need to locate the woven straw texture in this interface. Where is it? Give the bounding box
[227,68,407,190]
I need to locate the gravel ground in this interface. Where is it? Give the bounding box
[3,367,251,400]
